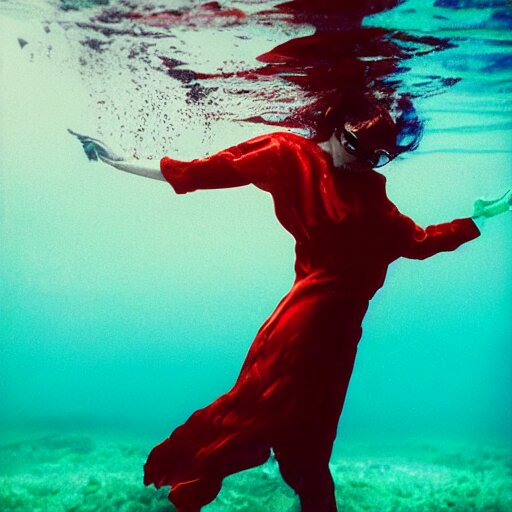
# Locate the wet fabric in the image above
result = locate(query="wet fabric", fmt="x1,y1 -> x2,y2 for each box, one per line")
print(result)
144,132 -> 480,510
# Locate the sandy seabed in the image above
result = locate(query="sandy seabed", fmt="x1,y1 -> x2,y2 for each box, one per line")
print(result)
1,429 -> 510,512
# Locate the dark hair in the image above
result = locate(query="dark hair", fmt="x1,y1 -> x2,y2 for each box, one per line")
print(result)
321,94 -> 423,156
394,95 -> 424,153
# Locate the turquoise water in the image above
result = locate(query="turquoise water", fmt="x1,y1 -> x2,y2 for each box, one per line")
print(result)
1,1 -> 511,510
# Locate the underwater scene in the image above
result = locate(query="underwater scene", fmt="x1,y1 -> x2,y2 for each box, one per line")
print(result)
1,0 -> 511,510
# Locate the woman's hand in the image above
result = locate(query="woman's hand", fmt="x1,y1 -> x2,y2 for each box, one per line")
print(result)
69,128 -> 164,181
472,188 -> 512,218
68,129 -> 125,162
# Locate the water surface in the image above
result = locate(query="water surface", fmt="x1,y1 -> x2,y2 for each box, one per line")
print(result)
0,1 -> 511,510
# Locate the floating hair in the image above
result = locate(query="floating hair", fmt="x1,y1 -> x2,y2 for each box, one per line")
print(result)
320,92 -> 424,156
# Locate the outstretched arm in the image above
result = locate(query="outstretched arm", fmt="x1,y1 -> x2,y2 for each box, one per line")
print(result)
398,216 -> 481,260
69,129 -> 291,192
102,157 -> 165,181
68,129 -> 165,181
395,187 -> 511,260
156,133 -> 290,194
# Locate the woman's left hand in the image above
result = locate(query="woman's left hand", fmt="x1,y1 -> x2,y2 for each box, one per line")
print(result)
473,188 -> 512,218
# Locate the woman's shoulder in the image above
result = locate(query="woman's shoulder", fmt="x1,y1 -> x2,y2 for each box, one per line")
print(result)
243,130 -> 312,148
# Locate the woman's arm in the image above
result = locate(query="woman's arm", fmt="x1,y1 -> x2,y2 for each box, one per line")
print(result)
101,157 -> 165,181
394,187 -> 510,260
68,129 -> 165,181
69,129 -> 292,191
398,217 -> 481,260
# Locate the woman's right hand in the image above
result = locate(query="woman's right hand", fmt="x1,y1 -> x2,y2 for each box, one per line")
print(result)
68,129 -> 125,162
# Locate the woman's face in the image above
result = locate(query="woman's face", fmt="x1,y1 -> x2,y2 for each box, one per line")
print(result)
338,134 -> 366,170
338,124 -> 394,169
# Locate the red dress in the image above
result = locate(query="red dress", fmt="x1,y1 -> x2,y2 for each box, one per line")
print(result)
144,132 -> 480,509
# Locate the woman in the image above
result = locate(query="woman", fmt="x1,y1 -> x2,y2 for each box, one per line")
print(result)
70,99 -> 510,512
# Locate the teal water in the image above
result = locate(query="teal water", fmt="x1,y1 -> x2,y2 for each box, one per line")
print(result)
1,1 -> 511,510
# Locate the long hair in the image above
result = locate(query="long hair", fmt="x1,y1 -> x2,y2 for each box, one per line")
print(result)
393,95 -> 424,153
319,93 -> 423,156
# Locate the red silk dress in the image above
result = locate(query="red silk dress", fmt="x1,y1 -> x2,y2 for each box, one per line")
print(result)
144,132 -> 480,509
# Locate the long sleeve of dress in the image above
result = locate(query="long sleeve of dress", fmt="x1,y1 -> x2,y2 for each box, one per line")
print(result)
160,133 -> 289,194
393,210 -> 481,260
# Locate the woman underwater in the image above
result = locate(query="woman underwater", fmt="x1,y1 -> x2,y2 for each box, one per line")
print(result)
70,96 -> 511,512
